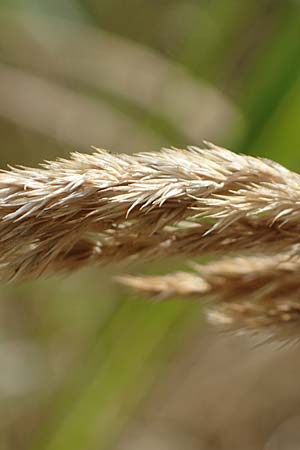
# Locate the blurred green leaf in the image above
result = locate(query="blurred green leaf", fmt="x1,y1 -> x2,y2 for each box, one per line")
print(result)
31,301 -> 197,450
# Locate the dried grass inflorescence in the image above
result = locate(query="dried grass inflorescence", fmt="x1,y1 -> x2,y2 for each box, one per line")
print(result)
1,142 -> 300,337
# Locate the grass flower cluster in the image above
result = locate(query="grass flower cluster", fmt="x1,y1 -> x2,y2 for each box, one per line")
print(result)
1,142 -> 300,338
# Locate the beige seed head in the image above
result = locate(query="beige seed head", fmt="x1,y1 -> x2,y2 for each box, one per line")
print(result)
1,142 -> 300,338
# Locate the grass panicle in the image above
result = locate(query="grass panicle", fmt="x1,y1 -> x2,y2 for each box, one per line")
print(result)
1,142 -> 300,337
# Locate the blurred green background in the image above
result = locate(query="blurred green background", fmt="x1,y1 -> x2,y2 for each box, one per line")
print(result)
1,1 -> 300,449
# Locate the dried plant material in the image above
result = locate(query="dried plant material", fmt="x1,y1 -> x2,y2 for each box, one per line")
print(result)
120,250 -> 300,338
1,142 -> 300,337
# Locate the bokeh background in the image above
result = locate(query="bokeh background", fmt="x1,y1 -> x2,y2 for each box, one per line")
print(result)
1,1 -> 300,449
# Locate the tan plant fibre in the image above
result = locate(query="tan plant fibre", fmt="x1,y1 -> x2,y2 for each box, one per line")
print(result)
119,250 -> 300,338
1,142 -> 300,336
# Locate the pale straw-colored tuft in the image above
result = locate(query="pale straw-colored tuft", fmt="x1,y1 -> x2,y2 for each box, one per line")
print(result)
119,249 -> 300,339
1,142 -> 300,338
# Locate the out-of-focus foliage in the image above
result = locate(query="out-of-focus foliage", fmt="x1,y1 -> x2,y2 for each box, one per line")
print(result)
0,1 -> 300,449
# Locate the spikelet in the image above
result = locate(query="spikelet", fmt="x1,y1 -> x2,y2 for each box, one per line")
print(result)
119,249 -> 300,339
